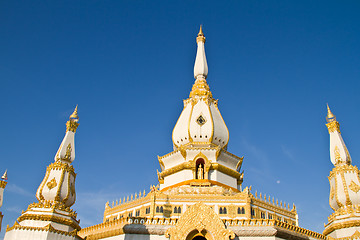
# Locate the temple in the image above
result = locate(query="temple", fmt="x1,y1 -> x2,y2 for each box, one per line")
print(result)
2,27 -> 360,240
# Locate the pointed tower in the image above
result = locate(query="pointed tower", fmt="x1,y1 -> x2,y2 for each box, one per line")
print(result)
0,170 -> 8,232
4,107 -> 83,240
323,105 -> 360,239
159,26 -> 244,191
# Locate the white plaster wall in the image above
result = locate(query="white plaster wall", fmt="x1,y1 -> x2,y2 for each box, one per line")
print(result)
344,171 -> 360,205
161,170 -> 193,189
57,131 -> 75,162
172,103 -> 192,147
216,153 -> 238,170
329,131 -> 351,165
189,100 -> 213,143
161,152 -> 184,170
209,103 -> 228,146
0,187 -> 4,208
335,173 -> 347,207
208,170 -> 236,189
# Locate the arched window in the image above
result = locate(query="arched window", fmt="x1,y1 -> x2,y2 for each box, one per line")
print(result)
223,207 -> 227,214
174,207 -> 177,213
237,207 -> 241,214
219,207 -> 223,214
195,158 -> 205,179
160,206 -> 163,213
178,207 -> 181,213
156,206 -> 160,213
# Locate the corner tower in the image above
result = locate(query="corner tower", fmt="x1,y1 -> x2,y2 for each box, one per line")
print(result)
4,106 -> 83,240
159,26 -> 243,191
0,170 -> 8,232
323,105 -> 360,239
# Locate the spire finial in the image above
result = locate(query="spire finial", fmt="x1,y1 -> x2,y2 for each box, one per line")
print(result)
69,105 -> 79,122
326,104 -> 336,123
1,169 -> 8,181
196,25 -> 206,43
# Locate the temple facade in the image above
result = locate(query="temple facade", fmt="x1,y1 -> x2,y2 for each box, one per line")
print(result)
2,27 -> 360,240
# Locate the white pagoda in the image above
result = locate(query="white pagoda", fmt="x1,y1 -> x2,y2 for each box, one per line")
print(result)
4,107 -> 83,240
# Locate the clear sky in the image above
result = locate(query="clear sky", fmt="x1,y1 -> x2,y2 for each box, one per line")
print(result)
1,0 -> 360,237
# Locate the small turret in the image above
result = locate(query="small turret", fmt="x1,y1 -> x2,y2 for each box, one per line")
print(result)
0,169 -> 8,232
4,106 -> 82,240
324,105 -> 360,238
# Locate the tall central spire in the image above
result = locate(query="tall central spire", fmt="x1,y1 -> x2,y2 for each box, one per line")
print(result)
190,26 -> 212,98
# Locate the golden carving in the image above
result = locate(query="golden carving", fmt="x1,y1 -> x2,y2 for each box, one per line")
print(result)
47,178 -> 57,190
340,170 -> 352,206
196,25 -> 206,43
334,146 -> 342,164
0,181 -> 7,189
165,202 -> 235,240
349,180 -> 360,193
189,78 -> 212,98
63,144 -> 72,162
330,186 -> 334,200
66,120 -> 79,133
17,213 -> 80,230
326,121 -> 340,134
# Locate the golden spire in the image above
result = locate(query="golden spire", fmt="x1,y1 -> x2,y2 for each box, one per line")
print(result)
196,25 -> 206,43
69,105 -> 79,121
66,105 -> 80,132
326,104 -> 336,123
1,169 -> 7,181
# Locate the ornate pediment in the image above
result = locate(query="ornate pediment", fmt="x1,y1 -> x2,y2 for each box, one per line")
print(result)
165,202 -> 235,240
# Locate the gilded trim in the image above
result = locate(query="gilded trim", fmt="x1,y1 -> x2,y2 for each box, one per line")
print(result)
0,181 -> 7,188
17,213 -> 81,230
324,219 -> 360,236
6,222 -> 81,238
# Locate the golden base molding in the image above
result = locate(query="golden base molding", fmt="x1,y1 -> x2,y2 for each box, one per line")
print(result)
6,222 -> 82,238
323,219 -> 360,236
17,213 -> 81,231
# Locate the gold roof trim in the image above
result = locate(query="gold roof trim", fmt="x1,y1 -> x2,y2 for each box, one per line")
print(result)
189,78 -> 212,98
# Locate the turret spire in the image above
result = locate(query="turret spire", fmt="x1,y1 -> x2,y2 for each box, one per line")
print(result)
1,170 -> 7,181
190,26 -> 212,98
326,103 -> 336,123
56,106 -> 80,163
324,106 -> 360,238
325,105 -> 351,166
5,107 -> 81,239
193,25 -> 208,80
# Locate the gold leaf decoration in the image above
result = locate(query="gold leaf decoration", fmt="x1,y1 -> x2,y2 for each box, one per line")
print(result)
165,201 -> 235,240
349,180 -> 360,193
47,178 -> 57,190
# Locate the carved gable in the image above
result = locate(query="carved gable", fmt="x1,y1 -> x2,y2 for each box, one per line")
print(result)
165,202 -> 235,240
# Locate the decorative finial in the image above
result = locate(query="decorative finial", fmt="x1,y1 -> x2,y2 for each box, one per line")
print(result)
70,105 -> 79,122
66,105 -> 80,133
196,25 -> 205,43
326,104 -> 336,123
1,170 -> 7,181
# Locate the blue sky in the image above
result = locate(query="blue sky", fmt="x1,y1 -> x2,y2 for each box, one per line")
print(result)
1,0 -> 360,237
